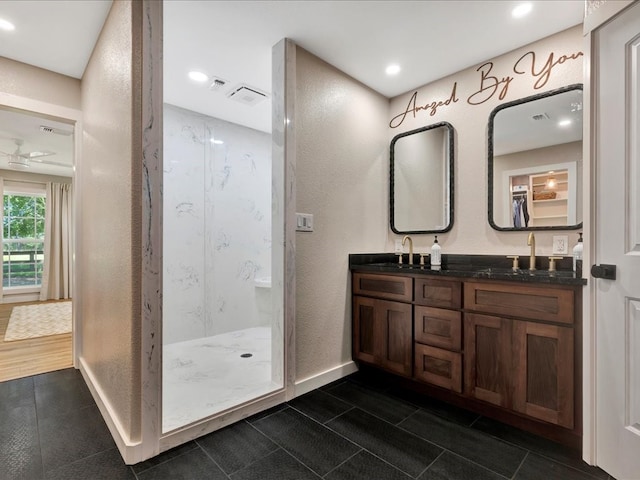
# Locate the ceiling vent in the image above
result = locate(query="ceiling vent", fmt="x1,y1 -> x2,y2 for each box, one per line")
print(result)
531,113 -> 550,121
40,125 -> 73,136
227,85 -> 269,106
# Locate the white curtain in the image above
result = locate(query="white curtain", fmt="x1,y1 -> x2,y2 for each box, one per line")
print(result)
40,182 -> 73,300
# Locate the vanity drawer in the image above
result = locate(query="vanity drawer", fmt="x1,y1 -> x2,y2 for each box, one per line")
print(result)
414,306 -> 462,351
414,344 -> 462,393
464,281 -> 574,325
353,273 -> 413,302
414,278 -> 462,309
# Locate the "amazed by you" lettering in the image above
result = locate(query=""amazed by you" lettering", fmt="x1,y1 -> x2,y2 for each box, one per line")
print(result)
389,49 -> 582,128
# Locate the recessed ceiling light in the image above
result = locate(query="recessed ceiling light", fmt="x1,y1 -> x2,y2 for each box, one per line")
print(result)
558,119 -> 572,127
188,71 -> 209,82
385,64 -> 401,76
210,138 -> 224,145
512,3 -> 532,18
0,18 -> 15,31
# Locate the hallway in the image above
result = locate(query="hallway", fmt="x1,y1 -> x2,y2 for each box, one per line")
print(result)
1,369 -> 611,480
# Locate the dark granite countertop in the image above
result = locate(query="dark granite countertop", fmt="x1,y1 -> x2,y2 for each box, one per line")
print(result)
350,253 -> 587,286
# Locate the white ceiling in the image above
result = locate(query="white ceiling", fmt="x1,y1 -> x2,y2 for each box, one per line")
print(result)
0,109 -> 74,176
0,0 -> 584,173
0,0 -> 112,79
164,0 -> 584,133
493,87 -> 583,156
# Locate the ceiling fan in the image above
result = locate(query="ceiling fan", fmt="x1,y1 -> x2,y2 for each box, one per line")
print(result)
0,138 -> 71,171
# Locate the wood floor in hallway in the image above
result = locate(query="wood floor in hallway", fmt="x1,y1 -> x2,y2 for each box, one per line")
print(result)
0,300 -> 72,382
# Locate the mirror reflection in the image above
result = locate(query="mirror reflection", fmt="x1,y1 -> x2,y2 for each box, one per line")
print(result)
488,85 -> 583,230
390,122 -> 454,234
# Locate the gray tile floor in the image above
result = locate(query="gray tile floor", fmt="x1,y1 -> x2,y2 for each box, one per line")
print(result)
0,368 -> 613,480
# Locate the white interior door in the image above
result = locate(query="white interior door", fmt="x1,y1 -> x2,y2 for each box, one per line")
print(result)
594,3 -> 640,479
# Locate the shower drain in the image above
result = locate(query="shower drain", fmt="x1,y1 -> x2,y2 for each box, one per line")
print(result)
240,353 -> 253,358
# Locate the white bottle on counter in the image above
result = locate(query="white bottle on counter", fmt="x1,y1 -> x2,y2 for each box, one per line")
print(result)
572,232 -> 583,272
431,235 -> 441,267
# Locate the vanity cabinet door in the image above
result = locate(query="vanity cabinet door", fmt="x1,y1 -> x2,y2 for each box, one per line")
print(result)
353,296 -> 413,377
512,321 -> 574,428
415,344 -> 462,393
378,299 -> 413,377
464,313 -> 511,408
353,296 -> 377,365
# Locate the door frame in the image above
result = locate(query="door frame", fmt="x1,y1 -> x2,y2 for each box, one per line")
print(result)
582,0 -> 636,466
0,92 -> 82,367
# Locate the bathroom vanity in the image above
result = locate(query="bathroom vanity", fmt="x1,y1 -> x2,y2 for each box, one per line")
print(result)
350,253 -> 586,447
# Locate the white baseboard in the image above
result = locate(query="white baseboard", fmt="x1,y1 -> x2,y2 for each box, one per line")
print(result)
78,357 -> 144,464
1,293 -> 40,304
294,361 -> 358,397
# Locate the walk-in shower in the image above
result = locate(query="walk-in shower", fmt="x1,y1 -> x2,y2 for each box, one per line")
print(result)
162,104 -> 282,432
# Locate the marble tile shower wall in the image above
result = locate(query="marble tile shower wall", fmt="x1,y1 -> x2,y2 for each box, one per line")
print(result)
163,104 -> 272,345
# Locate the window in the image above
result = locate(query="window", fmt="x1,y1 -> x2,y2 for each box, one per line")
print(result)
3,190 -> 46,289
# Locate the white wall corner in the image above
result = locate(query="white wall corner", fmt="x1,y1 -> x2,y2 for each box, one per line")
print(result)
78,358 -> 145,464
294,361 -> 358,397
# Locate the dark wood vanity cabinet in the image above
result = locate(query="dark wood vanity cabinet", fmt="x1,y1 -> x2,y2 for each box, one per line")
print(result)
463,281 -> 576,429
512,320 -> 574,428
352,269 -> 581,444
464,313 -> 511,407
353,274 -> 413,377
413,279 -> 463,393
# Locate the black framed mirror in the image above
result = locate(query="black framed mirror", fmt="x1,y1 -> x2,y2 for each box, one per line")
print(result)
488,84 -> 583,231
390,121 -> 454,234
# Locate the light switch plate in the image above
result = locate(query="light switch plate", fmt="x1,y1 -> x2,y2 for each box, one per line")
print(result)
296,213 -> 313,232
552,235 -> 569,255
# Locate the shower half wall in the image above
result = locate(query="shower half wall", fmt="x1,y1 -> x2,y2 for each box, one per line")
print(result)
162,104 -> 279,432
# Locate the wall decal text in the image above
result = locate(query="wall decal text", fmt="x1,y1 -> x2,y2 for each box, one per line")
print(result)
390,49 -> 583,128
389,83 -> 459,129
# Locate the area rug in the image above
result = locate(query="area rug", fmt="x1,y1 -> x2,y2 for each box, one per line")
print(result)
3,301 -> 72,342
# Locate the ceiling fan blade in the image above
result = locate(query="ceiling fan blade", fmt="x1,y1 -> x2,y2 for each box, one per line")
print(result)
30,158 -> 72,168
18,151 -> 56,159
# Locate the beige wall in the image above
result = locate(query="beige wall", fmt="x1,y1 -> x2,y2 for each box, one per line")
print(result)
79,0 -> 142,442
294,47 -> 390,381
0,56 -> 81,110
387,25 -> 583,255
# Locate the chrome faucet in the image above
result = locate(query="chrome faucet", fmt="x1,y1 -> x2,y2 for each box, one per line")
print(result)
527,232 -> 536,270
402,235 -> 414,265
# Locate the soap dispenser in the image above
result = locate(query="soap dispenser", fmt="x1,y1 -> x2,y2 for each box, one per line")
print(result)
572,232 -> 583,274
431,235 -> 441,267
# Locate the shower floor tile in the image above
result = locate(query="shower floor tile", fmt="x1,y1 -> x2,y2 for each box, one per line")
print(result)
162,326 -> 280,432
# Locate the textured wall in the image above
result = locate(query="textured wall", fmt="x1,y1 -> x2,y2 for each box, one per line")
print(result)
387,26 -> 583,256
79,0 -> 142,442
0,56 -> 81,110
163,104 -> 272,344
294,46 -> 390,381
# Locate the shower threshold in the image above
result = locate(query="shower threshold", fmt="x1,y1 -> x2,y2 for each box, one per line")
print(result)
162,326 -> 280,432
